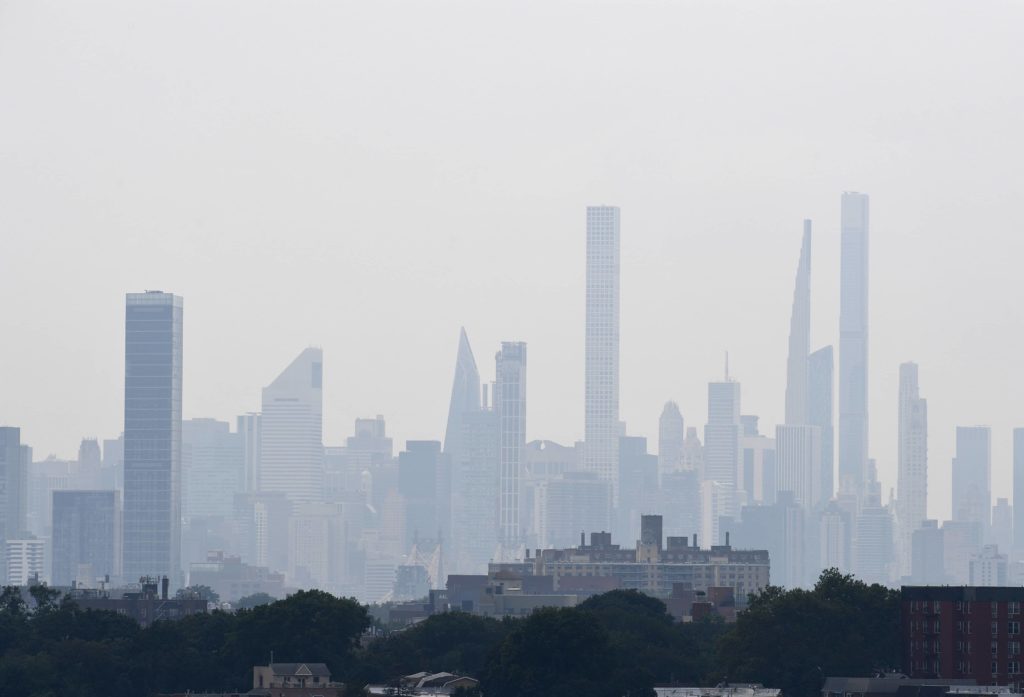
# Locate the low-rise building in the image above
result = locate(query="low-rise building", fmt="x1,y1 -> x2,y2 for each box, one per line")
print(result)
366,672 -> 479,696
188,551 -> 285,603
69,576 -> 207,627
823,675 -> 1021,697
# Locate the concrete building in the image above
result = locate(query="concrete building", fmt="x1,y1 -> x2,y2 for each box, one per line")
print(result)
970,545 -> 1009,586
534,471 -> 612,549
5,537 -> 44,585
897,362 -> 929,579
495,342 -> 527,551
952,427 -> 992,536
259,348 -> 324,509
122,291 -> 183,585
236,412 -> 261,494
911,520 -> 947,584
838,192 -> 870,497
809,345 -> 835,503
182,418 -> 243,521
741,421 -> 776,505
775,424 -> 823,510
0,426 -> 28,581
51,490 -> 121,587
584,205 -> 621,500
187,551 -> 284,603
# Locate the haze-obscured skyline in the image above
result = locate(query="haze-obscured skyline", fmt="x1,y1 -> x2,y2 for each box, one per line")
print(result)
2,0 -> 1022,522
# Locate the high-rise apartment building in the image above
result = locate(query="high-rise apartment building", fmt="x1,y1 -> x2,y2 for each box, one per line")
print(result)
0,427 -> 27,553
51,490 -> 122,587
775,424 -> 822,510
838,192 -> 870,497
896,362 -> 928,578
658,402 -> 685,480
122,291 -> 183,584
259,348 -> 324,508
951,426 -> 991,534
495,342 -> 527,549
584,206 -> 621,499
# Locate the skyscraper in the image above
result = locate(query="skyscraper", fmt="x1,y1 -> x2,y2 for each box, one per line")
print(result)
444,328 -> 481,459
952,426 -> 991,534
0,426 -> 27,582
785,220 -> 812,425
495,342 -> 526,550
896,362 -> 928,578
122,290 -> 183,584
808,346 -> 834,503
181,418 -> 243,521
1014,429 -> 1024,554
775,424 -> 822,510
704,376 -> 741,517
584,206 -> 620,499
259,348 -> 324,508
838,192 -> 870,496
51,490 -> 121,587
658,401 -> 684,480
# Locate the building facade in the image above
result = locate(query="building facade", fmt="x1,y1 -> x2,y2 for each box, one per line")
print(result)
51,490 -> 121,587
122,291 -> 183,584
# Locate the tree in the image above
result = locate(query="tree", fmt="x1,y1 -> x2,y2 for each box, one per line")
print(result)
235,592 -> 277,610
715,569 -> 900,697
176,585 -> 220,603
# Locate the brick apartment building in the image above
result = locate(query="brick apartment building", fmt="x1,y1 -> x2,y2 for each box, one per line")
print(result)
903,587 -> 1024,688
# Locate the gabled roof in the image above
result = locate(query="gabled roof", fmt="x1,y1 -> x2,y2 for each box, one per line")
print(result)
270,662 -> 331,678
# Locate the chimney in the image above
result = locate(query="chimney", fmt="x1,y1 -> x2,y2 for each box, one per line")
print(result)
161,576 -> 169,600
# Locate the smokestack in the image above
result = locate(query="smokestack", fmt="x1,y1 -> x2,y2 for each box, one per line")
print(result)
692,533 -> 698,549
161,576 -> 169,600
725,531 -> 730,547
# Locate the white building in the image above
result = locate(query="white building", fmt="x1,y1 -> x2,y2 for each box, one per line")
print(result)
704,379 -> 741,519
775,424 -> 822,510
896,362 -> 928,578
658,401 -> 685,481
969,544 -> 1008,586
6,538 -> 45,585
495,342 -> 527,550
260,348 -> 324,509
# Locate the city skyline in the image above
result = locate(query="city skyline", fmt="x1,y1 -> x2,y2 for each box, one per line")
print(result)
3,2 -> 1024,526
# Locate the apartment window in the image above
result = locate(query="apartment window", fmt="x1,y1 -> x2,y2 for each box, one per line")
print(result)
994,621 -> 1000,637
993,641 -> 1000,657
1011,661 -> 1021,675
957,641 -> 965,652
957,601 -> 964,612
967,602 -> 973,613
957,660 -> 965,672
1011,641 -> 1021,655
958,621 -> 964,632
936,620 -> 942,633
935,601 -> 941,613
1012,622 -> 1022,636
995,604 -> 1002,618
1012,602 -> 1022,616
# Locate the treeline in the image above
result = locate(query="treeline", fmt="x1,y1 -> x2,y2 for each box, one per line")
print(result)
0,570 -> 900,697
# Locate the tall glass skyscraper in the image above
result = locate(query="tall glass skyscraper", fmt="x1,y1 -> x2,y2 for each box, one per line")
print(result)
838,192 -> 870,496
122,291 -> 183,584
495,341 -> 526,549
584,206 -> 620,501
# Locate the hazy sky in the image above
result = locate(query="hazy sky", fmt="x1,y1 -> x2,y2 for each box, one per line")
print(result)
1,1 -> 1022,521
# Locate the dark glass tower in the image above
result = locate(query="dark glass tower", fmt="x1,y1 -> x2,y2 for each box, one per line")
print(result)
122,291 -> 183,584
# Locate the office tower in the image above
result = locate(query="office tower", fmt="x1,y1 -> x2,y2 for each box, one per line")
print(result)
618,436 -> 658,542
704,376 -> 741,517
237,413 -> 261,493
182,418 -> 243,520
838,192 -> 870,496
775,425 -> 822,509
584,206 -> 621,498
808,346 -> 834,502
990,499 -> 1012,555
942,519 -> 982,585
682,427 -> 704,471
742,422 -> 776,504
951,426 -> 991,534
1015,429 -> 1024,554
818,501 -> 852,574
658,402 -> 685,480
734,492 -> 805,589
854,498 -> 894,586
51,490 -> 121,587
101,434 -> 123,491
896,362 -> 928,578
444,327 -> 481,460
259,348 -> 324,508
398,440 -> 445,551
77,439 -> 102,487
450,408 -> 499,573
660,469 -> 701,540
785,220 -> 812,425
0,428 -> 27,551
5,538 -> 44,585
910,520 -> 945,584
495,342 -> 527,549
969,545 -> 1008,586
122,291 -> 183,584
534,472 -> 612,549
641,514 -> 664,550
